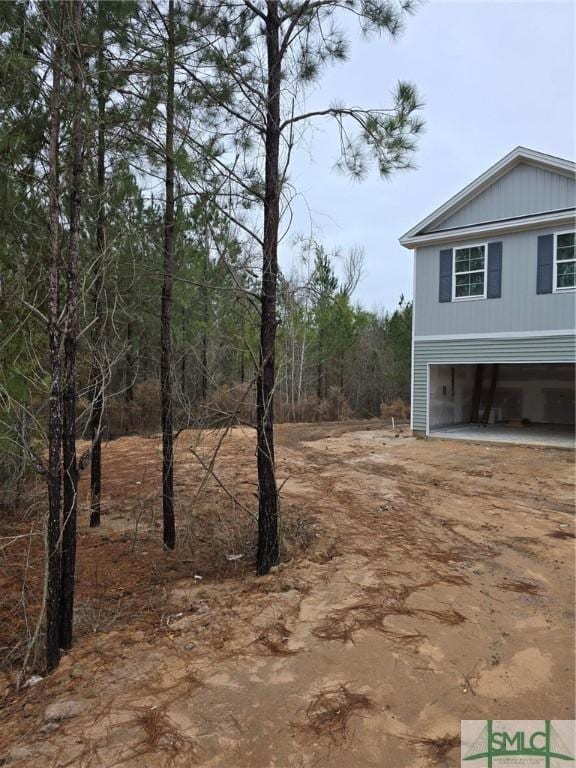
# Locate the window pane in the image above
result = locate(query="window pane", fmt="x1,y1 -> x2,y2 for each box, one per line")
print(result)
470,273 -> 485,295
557,261 -> 576,289
470,280 -> 484,296
557,246 -> 575,262
454,271 -> 484,297
455,274 -> 469,297
455,246 -> 485,273
557,232 -> 575,250
455,249 -> 470,272
557,233 -> 575,263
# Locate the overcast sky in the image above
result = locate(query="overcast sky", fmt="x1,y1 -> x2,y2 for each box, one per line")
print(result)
282,0 -> 576,313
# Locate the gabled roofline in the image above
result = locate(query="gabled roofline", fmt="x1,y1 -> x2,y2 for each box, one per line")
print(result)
399,147 -> 576,248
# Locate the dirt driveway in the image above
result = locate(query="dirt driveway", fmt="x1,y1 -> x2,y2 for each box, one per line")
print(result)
1,422 -> 574,767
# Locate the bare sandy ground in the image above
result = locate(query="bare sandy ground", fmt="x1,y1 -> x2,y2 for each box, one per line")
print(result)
1,422 -> 574,767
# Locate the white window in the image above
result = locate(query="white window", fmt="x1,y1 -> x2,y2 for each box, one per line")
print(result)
453,243 -> 486,300
555,232 -> 575,291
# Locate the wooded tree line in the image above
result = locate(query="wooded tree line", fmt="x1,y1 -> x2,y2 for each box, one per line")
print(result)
0,0 -> 421,672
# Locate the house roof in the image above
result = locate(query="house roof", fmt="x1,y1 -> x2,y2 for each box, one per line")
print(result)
399,147 -> 576,248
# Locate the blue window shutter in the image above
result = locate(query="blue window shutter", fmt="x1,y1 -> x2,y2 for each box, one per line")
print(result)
537,234 -> 554,294
439,249 -> 453,302
487,241 -> 502,298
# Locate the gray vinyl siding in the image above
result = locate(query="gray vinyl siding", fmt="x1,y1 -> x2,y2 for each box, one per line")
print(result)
427,164 -> 576,232
412,335 -> 576,432
413,225 -> 576,337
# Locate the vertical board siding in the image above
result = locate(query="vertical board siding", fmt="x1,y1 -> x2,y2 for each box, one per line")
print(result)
414,226 -> 576,337
412,335 -> 576,432
428,164 -> 576,231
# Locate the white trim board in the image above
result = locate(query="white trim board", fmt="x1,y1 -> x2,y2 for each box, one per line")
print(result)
400,147 -> 576,247
414,330 -> 576,341
400,210 -> 576,249
410,250 -> 416,432
424,359 -> 574,364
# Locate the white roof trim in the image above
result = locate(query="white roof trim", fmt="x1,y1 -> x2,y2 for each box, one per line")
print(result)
401,209 -> 576,249
414,329 -> 575,341
400,147 -> 576,248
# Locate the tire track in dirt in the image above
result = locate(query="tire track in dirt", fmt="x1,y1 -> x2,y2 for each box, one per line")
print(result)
1,424 -> 573,768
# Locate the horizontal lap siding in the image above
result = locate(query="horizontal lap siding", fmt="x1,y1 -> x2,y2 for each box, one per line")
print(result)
412,335 -> 576,432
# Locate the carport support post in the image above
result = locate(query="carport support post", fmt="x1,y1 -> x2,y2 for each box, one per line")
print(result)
470,364 -> 484,423
481,364 -> 499,425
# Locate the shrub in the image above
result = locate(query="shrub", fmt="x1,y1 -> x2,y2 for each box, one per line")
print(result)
317,387 -> 351,422
200,382 -> 256,426
106,380 -> 162,438
380,398 -> 410,422
275,395 -> 319,424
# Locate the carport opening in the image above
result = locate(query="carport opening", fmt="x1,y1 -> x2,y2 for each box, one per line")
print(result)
428,363 -> 575,447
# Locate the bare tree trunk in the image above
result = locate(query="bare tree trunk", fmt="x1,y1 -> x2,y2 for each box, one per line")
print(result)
256,1 -> 281,575
239,311 -> 245,384
125,320 -> 135,404
291,312 -> 296,420
200,314 -> 208,401
89,0 -> 106,528
180,312 -> 187,395
298,317 -> 307,405
59,0 -> 84,651
45,0 -> 64,673
15,406 -> 28,503
200,211 -> 209,401
160,0 -> 176,550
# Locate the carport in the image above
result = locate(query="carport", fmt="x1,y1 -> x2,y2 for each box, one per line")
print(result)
428,362 -> 575,448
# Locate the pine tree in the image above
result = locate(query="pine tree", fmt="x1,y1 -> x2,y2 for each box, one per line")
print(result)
160,0 -> 177,549
198,0 -> 423,573
59,0 -> 85,652
45,0 -> 65,672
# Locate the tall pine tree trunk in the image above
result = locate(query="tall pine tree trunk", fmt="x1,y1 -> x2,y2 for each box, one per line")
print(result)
89,1 -> 106,528
200,313 -> 208,401
180,312 -> 187,396
45,1 -> 64,673
256,1 -> 281,575
160,0 -> 176,550
200,225 -> 209,402
125,320 -> 135,403
59,0 -> 84,650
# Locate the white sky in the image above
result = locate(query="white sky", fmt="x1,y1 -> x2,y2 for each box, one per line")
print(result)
283,0 -> 576,312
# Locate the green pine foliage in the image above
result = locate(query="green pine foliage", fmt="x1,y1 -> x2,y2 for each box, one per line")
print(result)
0,0 -> 415,497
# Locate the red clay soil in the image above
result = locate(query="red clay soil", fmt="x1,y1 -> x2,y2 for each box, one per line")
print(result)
0,421 -> 574,767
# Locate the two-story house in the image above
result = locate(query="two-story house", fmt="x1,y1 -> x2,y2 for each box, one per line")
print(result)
400,147 -> 575,446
